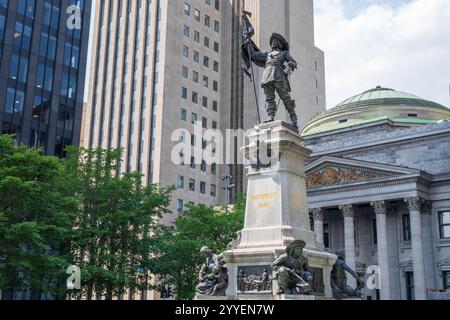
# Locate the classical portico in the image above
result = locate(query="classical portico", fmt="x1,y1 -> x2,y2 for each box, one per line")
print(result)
305,155 -> 447,300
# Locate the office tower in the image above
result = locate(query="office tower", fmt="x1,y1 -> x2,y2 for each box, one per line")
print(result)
0,0 -> 92,156
84,0 -> 325,217
221,0 -> 326,200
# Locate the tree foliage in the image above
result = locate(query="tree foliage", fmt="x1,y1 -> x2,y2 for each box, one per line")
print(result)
151,199 -> 245,300
0,135 -> 76,298
64,147 -> 173,300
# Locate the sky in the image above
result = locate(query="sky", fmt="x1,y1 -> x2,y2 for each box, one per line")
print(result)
85,0 -> 450,110
314,0 -> 450,108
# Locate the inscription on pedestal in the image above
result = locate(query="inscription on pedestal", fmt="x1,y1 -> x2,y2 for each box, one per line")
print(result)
237,266 -> 273,294
249,192 -> 279,209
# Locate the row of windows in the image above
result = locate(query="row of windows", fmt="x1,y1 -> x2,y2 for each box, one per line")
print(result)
179,109 -> 218,129
183,25 -> 220,53
182,85 -> 218,104
181,44 -> 218,70
184,2 -> 220,32
177,176 -> 217,196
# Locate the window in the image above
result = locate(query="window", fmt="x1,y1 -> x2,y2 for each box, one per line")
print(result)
202,75 -> 208,87
181,87 -> 188,99
211,163 -> 217,175
212,100 -> 218,112
200,181 -> 206,194
202,96 -> 208,108
177,176 -> 185,189
176,199 -> 184,213
213,80 -> 218,92
194,31 -> 200,42
439,211 -> 450,239
64,43 -> 79,68
189,179 -> 195,191
9,54 -> 23,81
215,0 -> 220,10
402,214 -> 411,241
204,36 -> 209,48
214,41 -> 219,53
201,160 -> 207,172
184,2 -> 190,16
192,91 -> 198,104
17,0 -> 36,19
182,45 -> 189,57
0,15 -> 5,40
212,121 -> 217,129
13,22 -> 32,50
213,61 -> 219,72
203,56 -> 209,68
183,25 -> 190,37
193,71 -> 198,83
180,108 -> 187,121
182,66 -> 188,78
191,113 -> 198,124
190,156 -> 196,169
214,20 -> 220,32
205,15 -> 210,27
5,88 -> 25,113
202,117 -> 207,129
194,9 -> 200,22
193,50 -> 199,63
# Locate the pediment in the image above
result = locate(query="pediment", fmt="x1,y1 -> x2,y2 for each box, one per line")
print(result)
305,156 -> 420,189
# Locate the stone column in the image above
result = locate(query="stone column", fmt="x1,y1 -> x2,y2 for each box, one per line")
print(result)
404,197 -> 427,300
339,204 -> 357,288
311,208 -> 325,248
371,201 -> 391,300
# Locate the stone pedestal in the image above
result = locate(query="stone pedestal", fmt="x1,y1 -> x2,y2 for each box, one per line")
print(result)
222,121 -> 337,300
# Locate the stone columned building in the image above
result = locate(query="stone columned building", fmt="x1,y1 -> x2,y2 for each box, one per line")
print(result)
302,86 -> 450,300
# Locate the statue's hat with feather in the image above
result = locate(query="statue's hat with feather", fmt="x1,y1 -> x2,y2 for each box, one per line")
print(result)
286,240 -> 306,254
270,33 -> 289,51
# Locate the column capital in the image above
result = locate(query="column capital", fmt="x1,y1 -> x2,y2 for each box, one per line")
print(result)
404,197 -> 424,211
310,208 -> 324,220
339,204 -> 355,218
371,201 -> 387,215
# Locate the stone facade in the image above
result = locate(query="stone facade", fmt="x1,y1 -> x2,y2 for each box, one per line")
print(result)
303,113 -> 450,300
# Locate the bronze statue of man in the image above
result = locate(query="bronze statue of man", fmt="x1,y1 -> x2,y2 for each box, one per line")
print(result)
271,240 -> 314,295
243,30 -> 299,129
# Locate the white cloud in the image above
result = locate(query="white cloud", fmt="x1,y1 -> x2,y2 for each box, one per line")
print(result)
315,0 -> 450,109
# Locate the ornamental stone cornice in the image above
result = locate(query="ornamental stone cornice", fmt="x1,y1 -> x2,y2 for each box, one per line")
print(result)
307,121 -> 450,158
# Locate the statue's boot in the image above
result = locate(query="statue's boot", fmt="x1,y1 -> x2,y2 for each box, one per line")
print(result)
264,103 -> 276,124
289,112 -> 299,130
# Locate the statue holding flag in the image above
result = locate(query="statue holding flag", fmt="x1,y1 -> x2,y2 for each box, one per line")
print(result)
241,11 -> 299,129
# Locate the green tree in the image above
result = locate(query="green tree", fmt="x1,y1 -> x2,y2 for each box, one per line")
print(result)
151,198 -> 245,300
0,135 -> 76,298
65,147 -> 173,300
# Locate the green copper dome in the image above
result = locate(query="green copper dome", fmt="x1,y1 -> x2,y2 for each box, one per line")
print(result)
302,86 -> 450,136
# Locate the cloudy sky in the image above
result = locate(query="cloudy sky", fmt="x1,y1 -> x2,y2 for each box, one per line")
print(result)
314,0 -> 450,109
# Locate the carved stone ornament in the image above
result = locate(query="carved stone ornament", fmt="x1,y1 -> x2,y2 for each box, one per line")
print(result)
306,166 -> 386,189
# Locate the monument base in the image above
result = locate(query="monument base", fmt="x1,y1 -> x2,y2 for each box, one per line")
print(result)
222,246 -> 336,300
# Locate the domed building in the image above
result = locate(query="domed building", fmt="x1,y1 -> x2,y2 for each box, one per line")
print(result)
301,87 -> 450,300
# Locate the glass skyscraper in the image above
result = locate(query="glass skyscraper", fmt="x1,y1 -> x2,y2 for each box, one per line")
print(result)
0,0 -> 91,157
